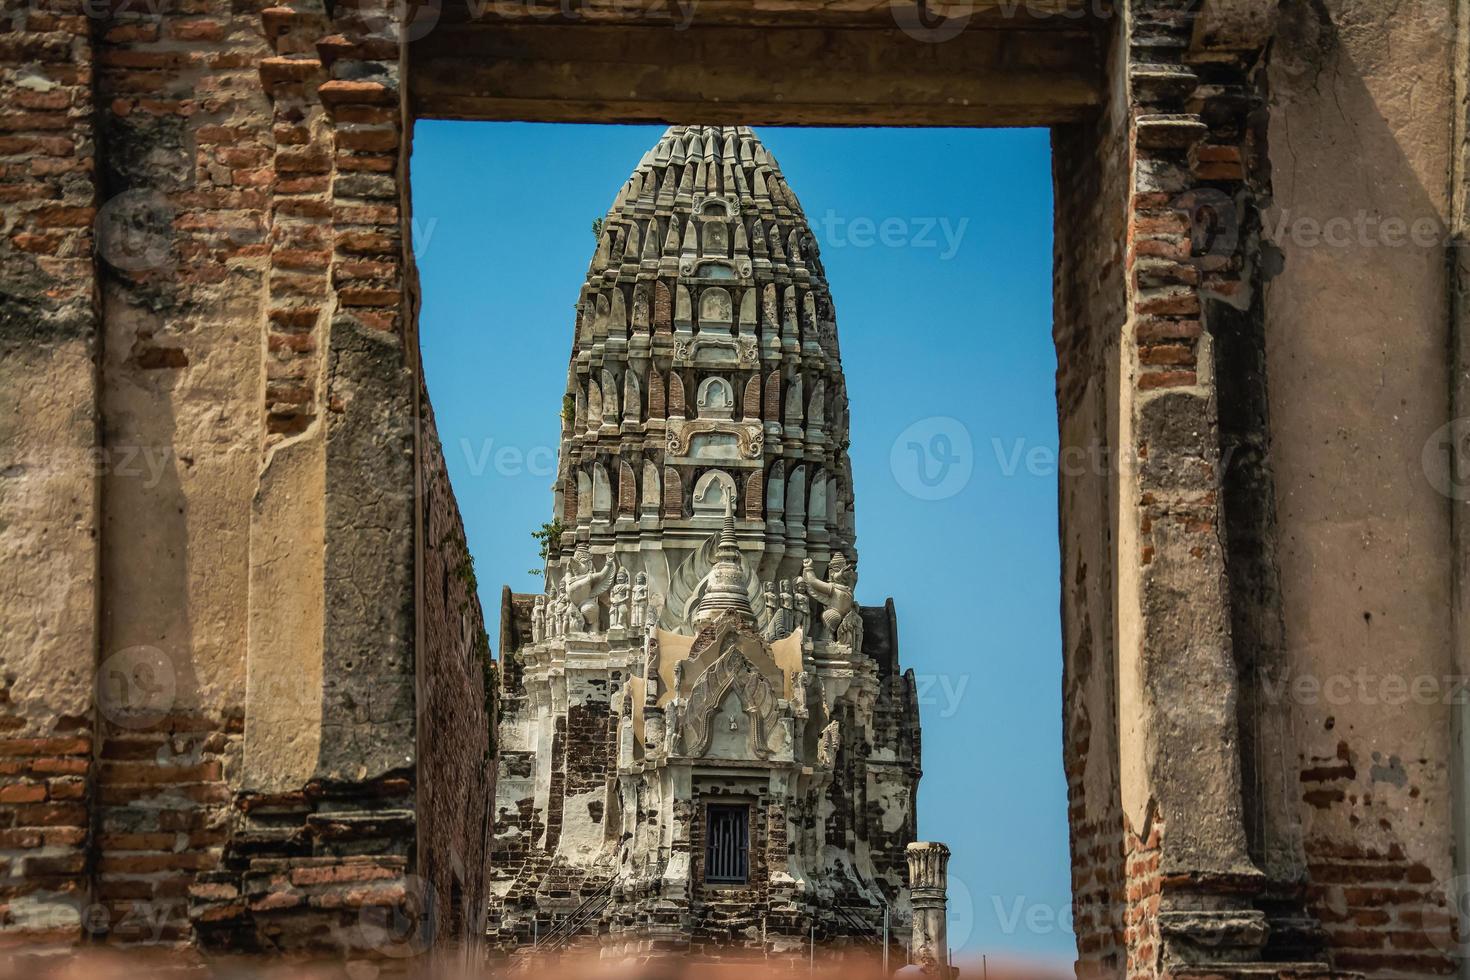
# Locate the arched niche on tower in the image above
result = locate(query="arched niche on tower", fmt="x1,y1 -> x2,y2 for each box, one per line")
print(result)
623,368 -> 642,423
576,470 -> 593,521
695,376 -> 735,420
691,469 -> 736,517
808,471 -> 828,533
696,197 -> 732,219
592,462 -> 613,519
807,379 -> 825,429
698,287 -> 733,331
600,369 -> 620,422
675,284 -> 693,328
738,290 -> 756,333
786,465 -> 807,523
689,259 -> 739,281
702,220 -> 730,257
641,459 -> 661,517
632,282 -> 651,331
765,460 -> 786,518
586,378 -> 602,434
594,292 -> 611,339
784,373 -> 804,424
608,287 -> 629,339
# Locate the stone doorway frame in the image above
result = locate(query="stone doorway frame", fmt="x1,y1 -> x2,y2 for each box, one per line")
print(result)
0,0 -> 1301,974
379,1 -> 1301,974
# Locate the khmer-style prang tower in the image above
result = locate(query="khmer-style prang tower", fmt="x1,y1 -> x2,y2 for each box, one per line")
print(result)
490,126 -> 924,960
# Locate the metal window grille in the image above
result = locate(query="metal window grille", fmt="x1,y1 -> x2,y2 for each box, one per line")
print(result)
705,804 -> 749,884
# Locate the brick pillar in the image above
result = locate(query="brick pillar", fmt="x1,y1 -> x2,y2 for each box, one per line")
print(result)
1117,0 -> 1288,975
314,0 -> 416,785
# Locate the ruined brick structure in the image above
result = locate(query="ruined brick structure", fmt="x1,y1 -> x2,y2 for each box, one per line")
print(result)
489,126 -> 922,959
4,1 -> 1470,977
0,0 -> 492,964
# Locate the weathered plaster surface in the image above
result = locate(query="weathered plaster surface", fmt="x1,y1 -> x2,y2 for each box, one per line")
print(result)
1265,0 -> 1459,972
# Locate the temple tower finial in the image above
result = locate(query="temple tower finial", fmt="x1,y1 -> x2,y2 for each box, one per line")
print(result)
694,493 -> 753,626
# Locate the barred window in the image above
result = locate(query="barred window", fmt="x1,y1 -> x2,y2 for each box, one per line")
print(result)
705,804 -> 749,884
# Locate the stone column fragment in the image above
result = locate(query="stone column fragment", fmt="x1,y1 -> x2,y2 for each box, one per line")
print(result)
906,841 -> 951,976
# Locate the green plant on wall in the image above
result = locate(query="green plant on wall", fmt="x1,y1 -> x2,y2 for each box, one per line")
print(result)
591,216 -> 604,239
455,549 -> 478,595
528,519 -> 565,577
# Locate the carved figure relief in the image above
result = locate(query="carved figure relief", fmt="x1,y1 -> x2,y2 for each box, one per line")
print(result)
532,595 -> 546,642
610,568 -> 631,630
631,572 -> 649,630
566,546 -> 616,629
800,553 -> 857,640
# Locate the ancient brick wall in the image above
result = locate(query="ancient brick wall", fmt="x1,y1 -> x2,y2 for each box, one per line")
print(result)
1052,3 -> 1128,972
1,0 -> 100,952
1123,818 -> 1163,978
416,383 -> 495,953
0,0 -> 492,962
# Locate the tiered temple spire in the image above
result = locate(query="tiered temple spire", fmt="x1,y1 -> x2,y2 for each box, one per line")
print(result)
549,125 -> 854,609
491,127 -> 922,959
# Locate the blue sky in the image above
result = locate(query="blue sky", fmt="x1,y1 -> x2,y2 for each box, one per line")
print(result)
412,122 -> 1069,962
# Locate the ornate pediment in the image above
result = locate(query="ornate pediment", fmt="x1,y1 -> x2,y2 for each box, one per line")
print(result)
672,333 -> 758,367
666,418 -> 763,462
681,624 -> 784,760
